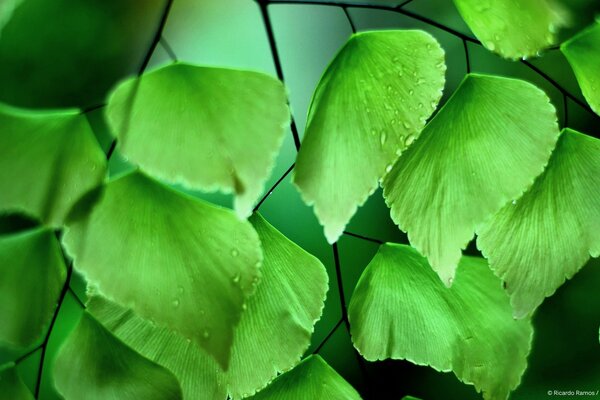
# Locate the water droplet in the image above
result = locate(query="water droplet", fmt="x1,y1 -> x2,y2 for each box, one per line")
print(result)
385,164 -> 393,173
392,56 -> 400,63
390,119 -> 396,125
199,309 -> 206,316
402,121 -> 411,129
408,89 -> 414,95
186,338 -> 192,344
203,329 -> 210,339
177,285 -> 184,294
386,84 -> 393,92
231,248 -> 239,257
486,41 -> 496,51
405,135 -> 415,146
242,303 -> 247,311
232,273 -> 241,284
417,103 -> 423,109
512,200 -> 517,205
172,298 -> 180,308
448,277 -> 454,285
395,148 -> 403,157
380,131 -> 387,146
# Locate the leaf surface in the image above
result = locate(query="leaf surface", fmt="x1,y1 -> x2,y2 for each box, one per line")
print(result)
477,129 -> 600,317
63,171 -> 262,368
89,212 -> 328,399
0,107 -> 106,227
382,74 -> 559,285
54,312 -> 183,400
293,30 -> 446,243
247,355 -> 362,400
348,244 -> 532,400
106,63 -> 289,218
561,21 -> 600,115
454,0 -> 567,59
0,228 -> 66,348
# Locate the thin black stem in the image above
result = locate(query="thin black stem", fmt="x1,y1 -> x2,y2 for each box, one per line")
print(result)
105,139 -> 117,160
160,36 -> 178,62
139,0 -> 175,74
463,39 -> 471,74
68,286 -> 87,309
34,262 -> 73,398
396,0 -> 416,9
15,346 -> 41,365
343,230 -> 384,245
313,317 -> 344,354
254,163 -> 295,212
257,1 -> 303,151
342,6 -> 357,33
81,103 -> 106,115
332,243 -> 350,330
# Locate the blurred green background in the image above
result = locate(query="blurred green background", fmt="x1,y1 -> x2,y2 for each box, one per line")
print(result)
1,0 -> 599,399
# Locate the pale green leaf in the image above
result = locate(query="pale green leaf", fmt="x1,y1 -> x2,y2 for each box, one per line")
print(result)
88,212 -> 328,399
0,106 -> 107,227
454,0 -> 568,59
248,355 -> 362,400
106,63 -> 289,218
348,244 -> 533,400
0,363 -> 34,400
0,228 -> 66,348
561,21 -> 600,115
54,312 -> 183,400
477,129 -> 600,318
382,74 -> 560,285
293,30 -> 446,244
63,171 -> 262,368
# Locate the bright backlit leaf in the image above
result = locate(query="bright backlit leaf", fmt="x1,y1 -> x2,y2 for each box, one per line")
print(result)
0,0 -> 167,108
477,129 -> 600,318
0,363 -> 34,400
54,312 -> 183,400
454,0 -> 568,59
348,244 -> 532,400
89,212 -> 329,399
561,21 -> 600,116
0,106 -> 107,227
106,63 -> 289,218
63,171 -> 262,369
382,74 -> 559,285
0,228 -> 66,348
293,30 -> 446,244
247,355 -> 362,400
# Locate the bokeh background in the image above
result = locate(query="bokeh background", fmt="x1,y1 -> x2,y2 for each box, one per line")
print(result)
1,0 -> 599,398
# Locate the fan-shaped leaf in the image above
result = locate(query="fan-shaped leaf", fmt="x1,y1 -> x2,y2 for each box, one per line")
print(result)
106,63 -> 289,218
63,171 -> 262,369
0,363 -> 34,400
561,21 -> 600,116
293,30 -> 446,244
247,355 -> 362,400
0,228 -> 66,348
382,74 -> 559,285
0,0 -> 167,108
348,244 -> 532,400
477,129 -> 600,318
54,312 -> 183,400
454,0 -> 568,59
0,106 -> 107,227
88,212 -> 328,399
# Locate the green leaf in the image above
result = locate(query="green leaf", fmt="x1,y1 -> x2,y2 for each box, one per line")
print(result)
247,355 -> 362,400
0,0 -> 167,108
0,0 -> 22,36
561,21 -> 600,116
88,212 -> 329,399
53,312 -> 183,400
477,129 -> 600,318
348,244 -> 533,400
382,74 -> 560,285
0,106 -> 107,227
0,363 -> 34,400
293,30 -> 446,244
106,63 -> 289,218
63,171 -> 262,369
453,0 -> 568,59
0,228 -> 66,348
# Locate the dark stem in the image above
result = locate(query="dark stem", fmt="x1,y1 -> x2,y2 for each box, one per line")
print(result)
139,0 -> 175,74
15,346 -> 41,365
68,287 -> 87,310
105,139 -> 118,160
313,317 -> 344,354
254,163 -> 295,212
160,36 -> 178,62
463,39 -> 471,74
396,0 -> 416,8
343,230 -> 384,244
332,243 -> 350,330
257,1 -> 303,151
342,6 -> 357,33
